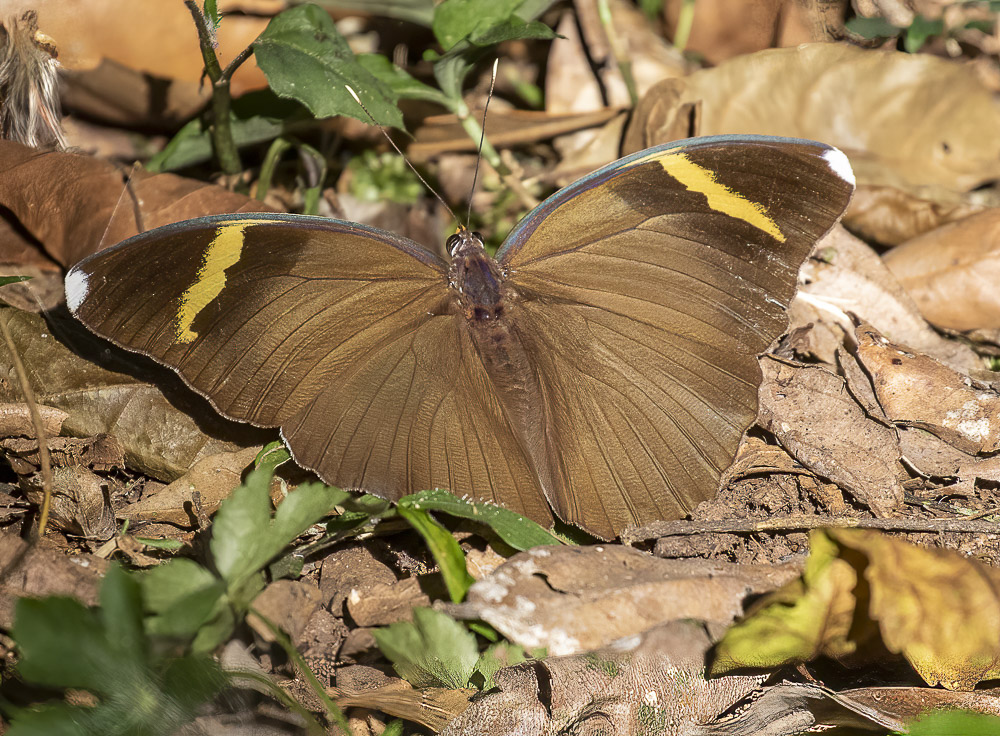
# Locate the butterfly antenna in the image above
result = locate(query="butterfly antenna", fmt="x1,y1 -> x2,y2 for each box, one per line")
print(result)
345,85 -> 460,227
466,58 -> 498,229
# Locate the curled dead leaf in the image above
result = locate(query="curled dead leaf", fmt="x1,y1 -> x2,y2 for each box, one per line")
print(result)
855,324 -> 1000,454
883,209 -> 1000,331
757,357 -> 904,517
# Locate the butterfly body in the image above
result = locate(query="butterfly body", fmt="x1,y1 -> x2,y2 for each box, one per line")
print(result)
66,135 -> 855,538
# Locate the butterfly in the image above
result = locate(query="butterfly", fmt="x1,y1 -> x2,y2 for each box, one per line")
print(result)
65,135 -> 854,539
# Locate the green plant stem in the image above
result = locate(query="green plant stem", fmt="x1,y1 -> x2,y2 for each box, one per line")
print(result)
227,668 -> 328,735
596,0 -> 638,107
184,0 -> 244,176
257,137 -> 293,201
453,100 -> 539,210
250,607 -> 353,734
673,0 -> 696,51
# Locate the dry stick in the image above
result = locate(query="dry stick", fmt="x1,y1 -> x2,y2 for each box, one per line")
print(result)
0,315 -> 52,535
623,515 -> 1000,544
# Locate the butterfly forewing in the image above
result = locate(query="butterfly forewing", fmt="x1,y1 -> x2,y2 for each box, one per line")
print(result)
497,137 -> 855,536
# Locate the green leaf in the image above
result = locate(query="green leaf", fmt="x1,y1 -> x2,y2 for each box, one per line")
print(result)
400,488 -> 564,550
252,4 -> 403,128
142,559 -> 226,639
357,54 -> 448,105
904,15 -> 944,53
14,597 -> 113,692
906,710 -> 1000,735
147,90 -> 304,172
845,15 -> 900,40
10,566 -> 226,735
6,704 -> 90,736
255,440 -> 292,474
432,0 -> 554,49
210,466 -> 349,596
467,17 -> 556,47
133,536 -> 184,550
396,502 -> 475,603
373,608 -> 480,688
315,0 -> 435,26
471,641 -> 528,690
0,276 -> 30,287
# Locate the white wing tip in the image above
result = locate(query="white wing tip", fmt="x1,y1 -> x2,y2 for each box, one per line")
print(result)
823,148 -> 855,187
64,268 -> 89,313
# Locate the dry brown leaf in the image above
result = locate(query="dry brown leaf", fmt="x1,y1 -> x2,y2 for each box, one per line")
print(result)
662,0 -> 843,64
625,43 -> 1000,193
0,402 -> 66,437
334,682 -> 475,733
442,621 -> 903,735
123,446 -> 260,526
791,226 -> 983,376
0,534 -> 107,628
4,0 -> 269,95
757,357 -> 904,517
442,622 -> 767,736
549,0 -> 685,114
883,209 -> 1000,331
248,579 -> 323,643
20,465 -> 116,538
0,307 -> 268,481
445,545 -> 800,656
855,324 -> 1000,454
347,577 -> 433,627
0,140 -> 275,269
830,529 -> 1000,690
408,108 -> 621,162
847,183 -> 988,246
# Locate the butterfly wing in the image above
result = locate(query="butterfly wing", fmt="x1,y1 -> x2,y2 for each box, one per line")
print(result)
497,136 -> 855,537
66,213 -> 551,523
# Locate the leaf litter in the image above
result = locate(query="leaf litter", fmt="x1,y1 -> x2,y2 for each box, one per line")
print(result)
2,2 -> 1000,734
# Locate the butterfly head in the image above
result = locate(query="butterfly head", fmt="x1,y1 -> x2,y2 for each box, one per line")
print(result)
447,227 -> 487,258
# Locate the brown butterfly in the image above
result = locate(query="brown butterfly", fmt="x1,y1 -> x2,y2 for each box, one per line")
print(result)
65,135 -> 854,538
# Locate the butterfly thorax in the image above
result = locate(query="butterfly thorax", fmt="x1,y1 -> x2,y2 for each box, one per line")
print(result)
447,229 -> 511,325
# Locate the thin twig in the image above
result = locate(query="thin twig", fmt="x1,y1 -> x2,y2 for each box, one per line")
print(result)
0,314 -> 52,536
623,515 -> 1000,545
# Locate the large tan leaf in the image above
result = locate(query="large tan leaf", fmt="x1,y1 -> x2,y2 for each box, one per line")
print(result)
883,209 -> 1000,331
3,0 -> 269,96
626,43 -> 1000,193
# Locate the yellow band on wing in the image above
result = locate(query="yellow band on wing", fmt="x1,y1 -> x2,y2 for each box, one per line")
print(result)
176,220 -> 255,342
633,150 -> 786,243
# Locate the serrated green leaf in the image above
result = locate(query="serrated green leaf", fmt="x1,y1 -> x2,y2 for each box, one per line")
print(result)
373,608 -> 479,688
142,559 -> 227,639
253,4 -> 403,128
433,0 -> 523,49
400,488 -> 563,550
211,466 -> 348,596
396,503 -> 474,602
